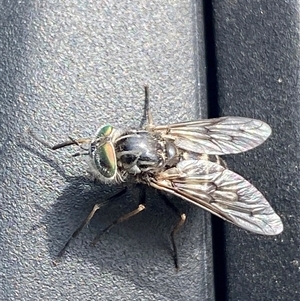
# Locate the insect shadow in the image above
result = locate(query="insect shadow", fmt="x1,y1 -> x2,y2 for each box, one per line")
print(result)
21,142 -> 191,270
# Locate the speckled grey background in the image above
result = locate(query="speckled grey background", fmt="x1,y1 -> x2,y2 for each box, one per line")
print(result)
0,1 -> 213,300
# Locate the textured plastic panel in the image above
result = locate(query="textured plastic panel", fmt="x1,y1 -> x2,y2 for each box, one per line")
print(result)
0,1 -> 213,301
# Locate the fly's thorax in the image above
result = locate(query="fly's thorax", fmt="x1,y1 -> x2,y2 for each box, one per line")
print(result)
89,124 -> 124,183
114,130 -> 181,176
114,130 -> 164,175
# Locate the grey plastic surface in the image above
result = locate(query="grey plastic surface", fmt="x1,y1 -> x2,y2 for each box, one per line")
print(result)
0,1 -> 214,301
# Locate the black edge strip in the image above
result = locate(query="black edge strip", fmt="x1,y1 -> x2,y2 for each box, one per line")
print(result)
202,1 -> 227,301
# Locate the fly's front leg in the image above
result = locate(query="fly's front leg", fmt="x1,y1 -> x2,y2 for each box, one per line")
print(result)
158,191 -> 186,270
27,128 -> 91,151
56,187 -> 128,260
91,185 -> 146,245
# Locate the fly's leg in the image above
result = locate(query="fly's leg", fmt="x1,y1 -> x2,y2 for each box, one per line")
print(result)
91,185 -> 146,245
51,137 -> 91,150
158,191 -> 186,270
71,151 -> 90,157
140,85 -> 154,128
144,85 -> 153,126
27,128 -> 92,151
56,187 -> 128,260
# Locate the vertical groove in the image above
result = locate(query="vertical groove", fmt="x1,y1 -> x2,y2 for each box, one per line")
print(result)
202,0 -> 220,118
202,1 -> 227,301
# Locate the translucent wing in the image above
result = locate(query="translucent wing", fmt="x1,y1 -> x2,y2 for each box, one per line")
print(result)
151,116 -> 272,155
150,160 -> 283,235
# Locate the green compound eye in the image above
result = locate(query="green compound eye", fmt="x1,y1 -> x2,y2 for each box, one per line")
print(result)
96,125 -> 113,138
93,142 -> 117,178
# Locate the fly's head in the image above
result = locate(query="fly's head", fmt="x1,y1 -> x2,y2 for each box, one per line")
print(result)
89,125 -> 122,184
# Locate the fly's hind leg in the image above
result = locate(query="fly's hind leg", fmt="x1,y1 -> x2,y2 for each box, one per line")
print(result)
140,85 -> 154,129
56,187 -> 128,260
144,85 -> 153,126
91,185 -> 146,245
158,191 -> 186,270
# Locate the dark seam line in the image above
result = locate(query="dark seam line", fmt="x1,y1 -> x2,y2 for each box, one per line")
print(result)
202,1 -> 227,301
